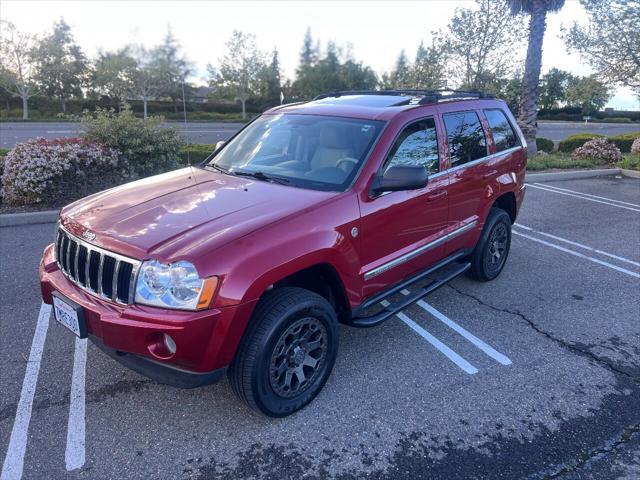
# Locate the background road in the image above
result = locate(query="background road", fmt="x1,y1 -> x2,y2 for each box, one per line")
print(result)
1,175 -> 639,479
1,120 -> 638,148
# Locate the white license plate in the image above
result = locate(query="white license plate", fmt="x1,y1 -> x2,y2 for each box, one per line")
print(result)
53,295 -> 83,337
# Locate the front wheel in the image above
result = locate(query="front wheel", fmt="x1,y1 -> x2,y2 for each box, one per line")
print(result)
228,287 -> 338,417
467,208 -> 512,281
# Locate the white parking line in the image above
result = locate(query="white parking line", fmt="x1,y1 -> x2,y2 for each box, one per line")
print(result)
381,300 -> 479,374
534,183 -> 640,208
1,303 -> 52,480
526,184 -> 640,212
65,337 -> 87,471
515,224 -> 640,267
513,231 -> 640,278
400,290 -> 512,366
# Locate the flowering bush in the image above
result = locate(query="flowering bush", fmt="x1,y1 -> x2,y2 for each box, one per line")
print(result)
1,138 -> 127,206
631,137 -> 640,154
570,138 -> 622,164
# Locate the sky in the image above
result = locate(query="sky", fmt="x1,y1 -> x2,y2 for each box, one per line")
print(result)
1,0 -> 638,110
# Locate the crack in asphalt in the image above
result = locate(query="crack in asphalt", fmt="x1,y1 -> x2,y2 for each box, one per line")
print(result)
532,423 -> 640,480
446,284 -> 640,383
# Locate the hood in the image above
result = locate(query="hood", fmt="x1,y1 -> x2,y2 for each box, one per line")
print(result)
61,167 -> 335,262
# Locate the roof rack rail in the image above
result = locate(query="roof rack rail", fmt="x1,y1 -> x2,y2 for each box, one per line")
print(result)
313,89 -> 493,105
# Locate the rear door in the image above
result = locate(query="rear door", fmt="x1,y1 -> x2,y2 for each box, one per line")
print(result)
358,116 -> 449,299
440,109 -> 490,244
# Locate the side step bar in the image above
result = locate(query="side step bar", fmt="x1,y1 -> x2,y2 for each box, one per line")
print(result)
348,256 -> 471,328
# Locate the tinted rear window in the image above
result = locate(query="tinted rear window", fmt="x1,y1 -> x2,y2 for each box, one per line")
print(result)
443,111 -> 487,167
484,109 -> 519,152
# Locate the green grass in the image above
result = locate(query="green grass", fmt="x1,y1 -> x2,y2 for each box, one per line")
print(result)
618,154 -> 640,171
526,153 -> 603,171
0,148 -> 10,157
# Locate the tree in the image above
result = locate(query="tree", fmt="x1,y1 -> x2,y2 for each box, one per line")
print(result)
411,38 -> 449,89
565,75 -> 611,116
387,50 -> 411,89
91,48 -> 136,109
129,45 -> 161,118
152,29 -> 192,112
208,30 -> 266,120
0,21 -> 40,120
539,68 -> 572,110
509,0 -> 565,157
260,48 -> 282,106
446,0 -> 524,91
34,19 -> 88,113
563,0 -> 640,95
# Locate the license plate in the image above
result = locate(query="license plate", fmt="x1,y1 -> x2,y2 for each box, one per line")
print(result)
52,293 -> 87,338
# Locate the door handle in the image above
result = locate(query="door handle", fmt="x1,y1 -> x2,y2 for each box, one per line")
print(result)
482,169 -> 498,179
426,190 -> 447,202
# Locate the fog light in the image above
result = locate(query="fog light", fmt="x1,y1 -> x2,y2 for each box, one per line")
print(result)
163,334 -> 177,355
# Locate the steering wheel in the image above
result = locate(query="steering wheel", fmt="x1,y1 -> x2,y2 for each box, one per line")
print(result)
336,157 -> 358,172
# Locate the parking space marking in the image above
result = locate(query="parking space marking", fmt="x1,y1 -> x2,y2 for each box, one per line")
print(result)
515,224 -> 640,267
65,337 -> 87,471
526,184 -> 640,212
513,231 -> 640,278
381,300 -> 479,374
1,303 -> 52,480
533,183 -> 640,208
400,290 -> 512,366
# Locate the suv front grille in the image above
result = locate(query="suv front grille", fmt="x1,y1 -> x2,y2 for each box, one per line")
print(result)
55,227 -> 141,305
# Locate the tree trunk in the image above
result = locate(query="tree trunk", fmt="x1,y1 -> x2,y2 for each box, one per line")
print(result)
518,5 -> 547,158
241,98 -> 246,120
22,95 -> 28,120
61,97 -> 66,113
143,98 -> 148,119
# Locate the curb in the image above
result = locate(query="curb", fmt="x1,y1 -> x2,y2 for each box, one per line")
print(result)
620,168 -> 640,179
0,209 -> 59,227
526,168 -> 621,182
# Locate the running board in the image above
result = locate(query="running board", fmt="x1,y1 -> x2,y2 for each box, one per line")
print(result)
348,261 -> 470,328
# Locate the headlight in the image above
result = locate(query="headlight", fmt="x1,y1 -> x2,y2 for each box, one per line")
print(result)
135,259 -> 218,310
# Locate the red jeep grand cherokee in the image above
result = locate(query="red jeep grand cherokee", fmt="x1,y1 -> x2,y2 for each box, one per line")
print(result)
40,90 -> 526,416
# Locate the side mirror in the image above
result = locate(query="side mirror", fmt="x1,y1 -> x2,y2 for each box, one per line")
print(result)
215,140 -> 225,151
371,165 -> 428,194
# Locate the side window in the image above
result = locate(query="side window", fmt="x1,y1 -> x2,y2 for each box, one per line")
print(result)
443,111 -> 487,168
484,109 -> 519,152
385,118 -> 439,174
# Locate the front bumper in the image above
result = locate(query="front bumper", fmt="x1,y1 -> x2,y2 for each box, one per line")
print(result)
39,244 -> 253,385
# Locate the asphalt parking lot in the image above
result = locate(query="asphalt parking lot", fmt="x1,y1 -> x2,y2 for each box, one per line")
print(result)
1,175 -> 639,480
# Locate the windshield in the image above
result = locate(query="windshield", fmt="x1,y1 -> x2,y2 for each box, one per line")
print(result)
207,114 -> 385,191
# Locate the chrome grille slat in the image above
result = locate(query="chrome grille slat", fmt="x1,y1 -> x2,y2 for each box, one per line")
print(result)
97,252 -> 105,296
112,259 -> 121,302
84,247 -> 91,288
73,242 -> 80,281
56,226 -> 141,306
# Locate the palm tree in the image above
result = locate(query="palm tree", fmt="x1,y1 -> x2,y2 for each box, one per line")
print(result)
509,0 -> 565,157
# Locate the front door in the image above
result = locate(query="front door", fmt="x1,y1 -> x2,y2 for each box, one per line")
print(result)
358,117 -> 449,299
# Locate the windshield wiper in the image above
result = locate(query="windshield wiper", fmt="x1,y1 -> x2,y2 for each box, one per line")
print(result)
207,163 -> 230,175
232,170 -> 290,185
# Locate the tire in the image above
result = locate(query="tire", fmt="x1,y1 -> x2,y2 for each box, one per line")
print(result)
467,208 -> 512,282
228,287 -> 339,417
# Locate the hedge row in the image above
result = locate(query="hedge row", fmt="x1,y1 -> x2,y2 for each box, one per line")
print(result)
558,132 -> 640,153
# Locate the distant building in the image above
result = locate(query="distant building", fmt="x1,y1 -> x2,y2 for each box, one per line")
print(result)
190,86 -> 216,103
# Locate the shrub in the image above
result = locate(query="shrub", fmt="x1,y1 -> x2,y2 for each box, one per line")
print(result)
558,133 -> 605,153
607,132 -> 640,153
179,144 -> 215,165
536,137 -> 554,153
83,104 -> 185,178
1,138 -> 127,206
570,138 -> 622,164
631,138 -> 640,154
618,154 -> 640,170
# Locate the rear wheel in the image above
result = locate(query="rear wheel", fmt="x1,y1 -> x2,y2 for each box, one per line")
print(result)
228,287 -> 338,417
467,208 -> 512,281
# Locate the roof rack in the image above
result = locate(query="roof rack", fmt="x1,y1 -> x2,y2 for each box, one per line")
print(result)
313,89 -> 493,105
